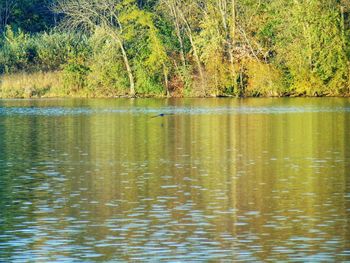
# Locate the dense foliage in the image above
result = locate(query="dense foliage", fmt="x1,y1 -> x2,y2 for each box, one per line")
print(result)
1,0 -> 350,97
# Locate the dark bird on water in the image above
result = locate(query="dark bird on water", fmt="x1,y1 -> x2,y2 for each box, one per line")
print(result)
150,113 -> 174,118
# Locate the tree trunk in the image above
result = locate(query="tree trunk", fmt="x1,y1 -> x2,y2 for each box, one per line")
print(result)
172,5 -> 186,68
188,31 -> 205,92
231,0 -> 236,44
340,6 -> 345,47
163,64 -> 170,97
177,6 -> 205,92
228,48 -> 236,85
239,70 -> 244,97
1,0 -> 13,29
117,38 -> 135,97
217,0 -> 236,91
230,0 -> 237,92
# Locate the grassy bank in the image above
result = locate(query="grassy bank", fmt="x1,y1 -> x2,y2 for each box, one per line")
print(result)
1,71 -> 349,99
0,71 -> 163,98
0,71 -> 165,98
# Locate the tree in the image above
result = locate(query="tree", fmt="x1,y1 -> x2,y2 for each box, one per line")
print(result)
0,0 -> 16,31
271,0 -> 348,95
0,0 -> 57,32
55,0 -> 138,96
159,0 -> 207,93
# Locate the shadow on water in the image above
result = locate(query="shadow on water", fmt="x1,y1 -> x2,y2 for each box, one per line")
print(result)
0,98 -> 349,261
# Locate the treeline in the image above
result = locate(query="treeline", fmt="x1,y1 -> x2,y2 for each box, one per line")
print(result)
1,0 -> 350,97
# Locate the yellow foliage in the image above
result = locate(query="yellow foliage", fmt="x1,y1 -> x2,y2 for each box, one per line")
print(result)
204,52 -> 233,96
291,73 -> 325,96
245,60 -> 284,97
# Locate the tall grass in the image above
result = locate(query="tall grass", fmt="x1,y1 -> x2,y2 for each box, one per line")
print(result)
0,71 -> 64,98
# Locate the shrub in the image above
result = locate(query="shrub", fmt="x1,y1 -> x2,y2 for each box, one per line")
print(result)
135,62 -> 164,95
62,60 -> 90,93
0,26 -> 34,73
35,32 -> 77,71
245,59 -> 284,97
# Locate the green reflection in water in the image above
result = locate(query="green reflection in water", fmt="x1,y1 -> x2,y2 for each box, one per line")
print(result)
0,98 -> 349,262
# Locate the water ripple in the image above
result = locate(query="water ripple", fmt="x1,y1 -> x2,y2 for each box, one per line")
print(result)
0,105 -> 349,116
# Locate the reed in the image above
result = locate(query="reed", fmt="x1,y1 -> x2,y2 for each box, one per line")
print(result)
0,71 -> 65,98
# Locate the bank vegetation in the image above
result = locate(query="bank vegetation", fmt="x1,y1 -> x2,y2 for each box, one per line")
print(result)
1,0 -> 350,98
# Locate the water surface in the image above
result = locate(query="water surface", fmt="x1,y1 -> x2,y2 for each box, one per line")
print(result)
0,98 -> 349,262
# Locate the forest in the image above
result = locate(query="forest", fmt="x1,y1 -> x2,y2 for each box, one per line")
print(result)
0,0 -> 350,98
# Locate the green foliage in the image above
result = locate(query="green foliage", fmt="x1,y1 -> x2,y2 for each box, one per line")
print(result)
0,0 -> 56,33
115,3 -> 169,94
271,0 -> 348,96
35,32 -> 86,71
135,64 -> 164,95
62,57 -> 91,93
87,29 -> 129,96
0,27 -> 89,75
0,26 -> 33,73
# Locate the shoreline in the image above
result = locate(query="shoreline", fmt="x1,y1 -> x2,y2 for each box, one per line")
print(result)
1,93 -> 350,99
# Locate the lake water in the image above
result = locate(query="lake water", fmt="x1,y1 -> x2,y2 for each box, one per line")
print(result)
0,98 -> 349,262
